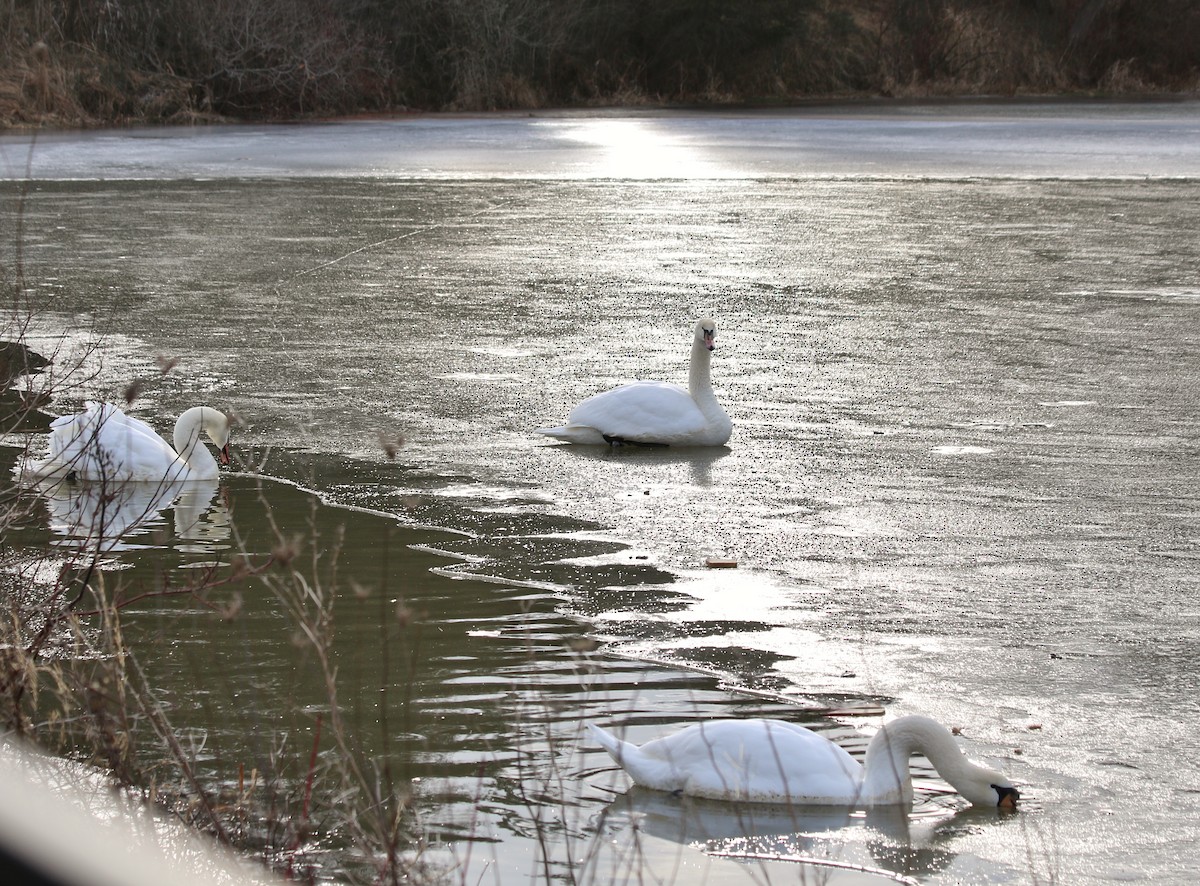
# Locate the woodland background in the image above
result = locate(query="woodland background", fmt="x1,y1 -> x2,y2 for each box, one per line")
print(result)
1,0 -> 1198,127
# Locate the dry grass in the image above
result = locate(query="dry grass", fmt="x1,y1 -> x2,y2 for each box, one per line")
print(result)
0,41 -> 216,128
1,0 -> 1196,128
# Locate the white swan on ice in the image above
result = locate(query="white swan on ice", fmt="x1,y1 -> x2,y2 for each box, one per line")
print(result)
537,318 -> 731,446
589,715 -> 1020,808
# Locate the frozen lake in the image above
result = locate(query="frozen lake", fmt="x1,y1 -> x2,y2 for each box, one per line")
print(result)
4,101 -> 1200,180
3,102 -> 1200,884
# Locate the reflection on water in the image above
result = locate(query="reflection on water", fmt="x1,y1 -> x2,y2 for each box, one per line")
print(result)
597,788 -> 972,882
554,443 -> 731,488
552,118 -> 728,179
580,784 -> 1024,885
35,475 -> 226,555
5,461 -> 1007,884
173,480 -> 230,549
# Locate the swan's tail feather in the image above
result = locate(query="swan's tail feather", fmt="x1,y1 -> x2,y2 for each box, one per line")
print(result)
536,425 -> 608,445
588,723 -> 672,790
588,723 -> 629,762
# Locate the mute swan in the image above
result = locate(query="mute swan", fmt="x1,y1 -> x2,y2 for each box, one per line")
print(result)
537,318 -> 732,446
589,715 -> 1020,808
33,402 -> 232,483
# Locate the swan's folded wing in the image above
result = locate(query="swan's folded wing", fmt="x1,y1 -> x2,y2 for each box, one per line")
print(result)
42,404 -> 183,481
637,719 -> 865,803
43,405 -> 114,476
566,382 -> 707,443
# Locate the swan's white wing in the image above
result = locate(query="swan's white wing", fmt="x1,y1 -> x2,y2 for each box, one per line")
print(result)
564,382 -> 707,444
44,403 -> 182,481
44,404 -> 121,478
109,434 -> 186,481
634,720 -> 865,803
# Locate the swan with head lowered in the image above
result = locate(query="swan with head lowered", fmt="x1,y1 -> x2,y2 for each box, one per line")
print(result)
537,318 -> 732,446
589,715 -> 1020,808
31,402 -> 232,483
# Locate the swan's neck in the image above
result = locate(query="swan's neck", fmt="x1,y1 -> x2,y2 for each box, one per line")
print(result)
861,716 -> 976,805
688,338 -> 716,402
173,407 -> 217,473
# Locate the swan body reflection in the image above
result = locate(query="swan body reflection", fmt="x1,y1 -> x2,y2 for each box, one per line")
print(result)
41,476 -> 224,554
600,787 -> 960,882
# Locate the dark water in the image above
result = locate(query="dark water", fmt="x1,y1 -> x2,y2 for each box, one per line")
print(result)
3,105 -> 1200,884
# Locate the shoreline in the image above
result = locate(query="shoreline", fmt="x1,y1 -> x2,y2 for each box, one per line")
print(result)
4,102 -> 1199,184
3,90 -> 1199,133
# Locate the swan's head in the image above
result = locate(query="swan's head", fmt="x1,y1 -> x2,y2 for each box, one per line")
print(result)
960,766 -> 1021,809
176,406 -> 232,466
694,318 -> 716,352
